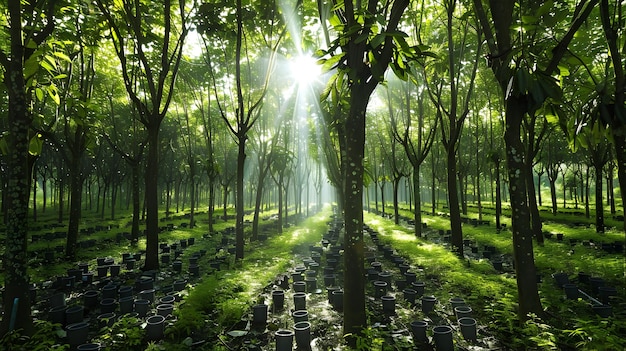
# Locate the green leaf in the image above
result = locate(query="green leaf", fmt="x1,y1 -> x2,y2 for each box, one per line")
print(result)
35,87 -> 45,101
516,69 -> 529,94
370,34 -> 385,48
355,32 -> 370,44
40,60 -> 55,73
47,85 -> 61,105
320,52 -> 345,72
25,39 -> 38,49
29,134 -> 43,156
329,14 -> 343,29
52,52 -> 72,62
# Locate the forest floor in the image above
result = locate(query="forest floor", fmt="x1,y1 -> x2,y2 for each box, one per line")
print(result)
2,204 -> 624,350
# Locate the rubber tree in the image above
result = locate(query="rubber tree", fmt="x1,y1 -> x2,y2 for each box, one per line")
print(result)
598,0 -> 626,233
270,144 -> 294,234
522,109 -> 550,244
173,83 -> 200,228
96,0 -> 190,270
379,101 -> 411,225
184,69 -> 220,234
42,7 -> 105,259
195,0 -> 287,259
423,0 -> 482,257
574,111 -> 612,232
471,0 -> 599,320
317,0 -> 426,343
47,44 -> 96,261
0,0 -> 58,335
102,95 -> 146,244
544,130 -> 566,215
389,83 -> 437,237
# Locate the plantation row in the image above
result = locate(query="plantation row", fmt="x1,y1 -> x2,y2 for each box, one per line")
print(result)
1,203 -> 622,350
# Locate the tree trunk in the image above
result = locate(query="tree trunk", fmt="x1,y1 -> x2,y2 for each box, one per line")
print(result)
393,177 -> 400,225
277,177 -> 284,234
58,163 -> 65,223
208,180 -> 215,233
504,95 -> 543,319
585,167 -> 591,218
1,3 -> 34,330
457,171 -> 468,216
606,166 -> 615,214
594,164 -> 605,233
537,172 -> 542,206
525,162 -> 543,244
431,155 -> 437,215
413,167 -> 423,237
613,132 -> 626,232
223,185 -> 229,220
374,181 -> 379,213
66,158 -> 84,260
342,89 -> 367,343
549,179 -> 558,215
189,165 -> 196,228
495,159 -> 502,229
446,145 -> 464,256
379,184 -> 385,216
251,180 -> 265,240
165,180 -> 171,218
143,126 -> 160,271
110,181 -> 117,220
131,162 -> 141,244
32,167 -> 37,222
101,181 -> 108,220
235,135 -> 246,260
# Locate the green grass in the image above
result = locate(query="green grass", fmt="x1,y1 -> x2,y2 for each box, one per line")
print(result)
368,203 -> 625,350
162,206 -> 331,350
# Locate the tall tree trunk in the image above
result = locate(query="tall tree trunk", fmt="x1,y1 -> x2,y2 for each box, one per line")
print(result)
32,167 -> 37,222
457,171 -> 468,216
504,95 -> 542,319
222,185 -> 229,220
235,136 -> 246,260
342,89 -> 368,343
143,126 -> 160,271
66,157 -> 84,260
277,177 -> 284,234
393,177 -> 400,225
252,169 -> 268,240
525,163 -> 543,243
131,162 -> 141,243
189,166 -> 196,228
594,164 -> 605,233
614,135 -> 626,232
606,165 -> 615,214
431,155 -> 437,215
208,181 -> 215,233
549,178 -> 558,215
42,171 -> 48,212
413,167 -> 423,237
494,159 -> 502,229
58,163 -> 65,223
585,167 -> 591,218
447,145 -> 464,256
537,171 -> 543,206
374,181 -> 379,213
379,184 -> 385,216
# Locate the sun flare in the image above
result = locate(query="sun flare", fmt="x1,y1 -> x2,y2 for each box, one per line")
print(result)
289,54 -> 321,85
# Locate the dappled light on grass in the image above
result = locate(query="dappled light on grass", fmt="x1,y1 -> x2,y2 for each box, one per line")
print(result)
285,228 -> 311,246
390,229 -> 415,242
